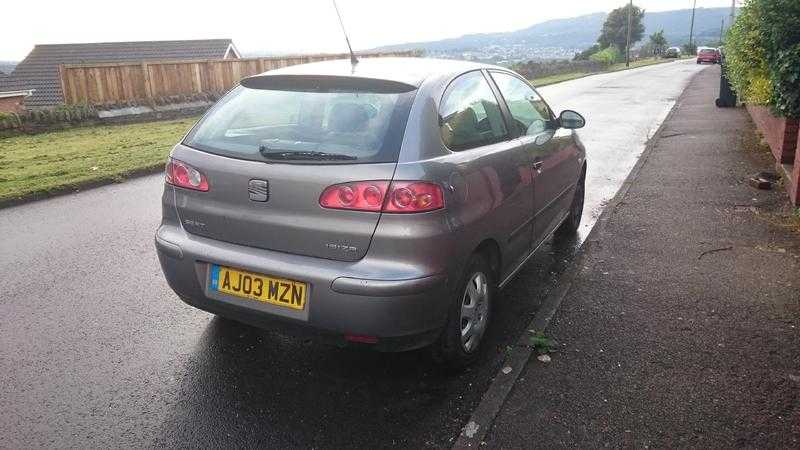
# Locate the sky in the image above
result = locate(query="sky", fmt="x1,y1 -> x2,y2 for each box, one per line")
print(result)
1,0 -> 737,60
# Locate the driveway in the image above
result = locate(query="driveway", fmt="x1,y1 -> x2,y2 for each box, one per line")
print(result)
0,60 -> 705,448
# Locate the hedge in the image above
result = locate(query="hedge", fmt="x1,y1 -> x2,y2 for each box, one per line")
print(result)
0,104 -> 98,130
511,59 -> 607,80
725,0 -> 800,118
0,91 -> 224,132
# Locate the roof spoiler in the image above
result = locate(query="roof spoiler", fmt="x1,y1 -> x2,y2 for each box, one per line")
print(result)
240,74 -> 416,94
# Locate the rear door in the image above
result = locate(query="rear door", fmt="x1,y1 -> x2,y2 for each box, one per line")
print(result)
489,71 -> 575,245
171,77 -> 416,262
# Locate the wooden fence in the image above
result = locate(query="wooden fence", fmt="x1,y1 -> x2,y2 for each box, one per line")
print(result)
59,51 -> 418,106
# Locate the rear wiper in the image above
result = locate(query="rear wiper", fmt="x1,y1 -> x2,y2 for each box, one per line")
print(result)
259,146 -> 357,161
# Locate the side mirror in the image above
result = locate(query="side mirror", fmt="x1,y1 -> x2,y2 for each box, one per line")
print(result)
559,110 -> 586,129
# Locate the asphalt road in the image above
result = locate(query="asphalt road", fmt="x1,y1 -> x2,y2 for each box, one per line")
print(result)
0,60 -> 706,448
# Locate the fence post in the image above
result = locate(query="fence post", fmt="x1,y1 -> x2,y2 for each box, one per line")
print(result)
141,61 -> 156,108
58,64 -> 70,105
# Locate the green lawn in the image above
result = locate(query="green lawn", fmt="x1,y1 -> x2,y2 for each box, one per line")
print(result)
0,117 -> 199,203
532,57 -> 678,86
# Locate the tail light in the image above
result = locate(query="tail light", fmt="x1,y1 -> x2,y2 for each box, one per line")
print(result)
165,158 -> 209,192
319,181 -> 444,213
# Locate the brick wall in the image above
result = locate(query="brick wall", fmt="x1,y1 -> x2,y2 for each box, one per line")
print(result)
745,104 -> 800,206
0,95 -> 27,114
746,104 -> 799,164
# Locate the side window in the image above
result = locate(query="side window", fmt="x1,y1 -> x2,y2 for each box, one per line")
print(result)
439,71 -> 508,151
490,72 -> 553,137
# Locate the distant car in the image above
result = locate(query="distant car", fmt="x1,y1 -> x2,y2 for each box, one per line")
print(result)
155,57 -> 588,367
697,48 -> 720,64
665,47 -> 681,58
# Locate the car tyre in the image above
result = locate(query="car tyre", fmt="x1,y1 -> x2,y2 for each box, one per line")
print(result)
432,253 -> 493,370
556,167 -> 586,237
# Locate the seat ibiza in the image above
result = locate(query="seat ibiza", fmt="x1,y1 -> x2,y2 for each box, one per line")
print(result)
156,57 -> 586,367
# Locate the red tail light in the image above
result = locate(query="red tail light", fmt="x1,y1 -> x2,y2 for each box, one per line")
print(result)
319,181 -> 444,213
165,158 -> 209,192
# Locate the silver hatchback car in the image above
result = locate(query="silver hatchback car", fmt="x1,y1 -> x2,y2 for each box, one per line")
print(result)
156,57 -> 586,367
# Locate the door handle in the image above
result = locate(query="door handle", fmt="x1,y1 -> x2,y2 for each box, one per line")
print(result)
532,161 -> 544,171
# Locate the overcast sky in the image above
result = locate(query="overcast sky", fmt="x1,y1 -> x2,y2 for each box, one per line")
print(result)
2,0 -> 736,60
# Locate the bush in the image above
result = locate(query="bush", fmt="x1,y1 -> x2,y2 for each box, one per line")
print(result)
590,46 -> 622,65
573,44 -> 601,61
725,0 -> 800,117
770,45 -> 800,117
724,1 -> 773,106
757,0 -> 800,118
0,104 -> 98,131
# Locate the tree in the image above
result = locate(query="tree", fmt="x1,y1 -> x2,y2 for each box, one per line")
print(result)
598,4 -> 646,51
649,30 -> 668,56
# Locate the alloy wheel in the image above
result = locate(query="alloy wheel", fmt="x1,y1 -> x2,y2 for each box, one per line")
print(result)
460,271 -> 489,353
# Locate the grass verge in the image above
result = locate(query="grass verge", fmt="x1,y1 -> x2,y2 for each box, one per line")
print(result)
532,57 -> 681,87
0,117 -> 199,205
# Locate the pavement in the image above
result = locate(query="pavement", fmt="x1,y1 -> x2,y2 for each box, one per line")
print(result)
0,60 -> 706,448
483,66 -> 800,448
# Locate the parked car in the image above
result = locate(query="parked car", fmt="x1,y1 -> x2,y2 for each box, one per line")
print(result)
155,57 -> 587,367
697,47 -> 721,64
665,47 -> 682,58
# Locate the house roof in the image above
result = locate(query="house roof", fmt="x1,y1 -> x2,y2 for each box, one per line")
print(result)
0,39 -> 238,107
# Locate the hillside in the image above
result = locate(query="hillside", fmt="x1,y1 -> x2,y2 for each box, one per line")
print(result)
376,7 -> 734,61
0,61 -> 17,75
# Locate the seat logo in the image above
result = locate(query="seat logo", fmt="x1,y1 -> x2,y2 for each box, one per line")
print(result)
248,179 -> 269,202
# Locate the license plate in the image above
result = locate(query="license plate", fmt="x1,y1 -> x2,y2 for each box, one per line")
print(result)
209,264 -> 307,310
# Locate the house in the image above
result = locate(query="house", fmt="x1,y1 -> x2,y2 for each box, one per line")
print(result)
0,39 -> 240,108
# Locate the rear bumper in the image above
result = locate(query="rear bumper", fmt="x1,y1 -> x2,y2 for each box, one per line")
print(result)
155,224 -> 451,351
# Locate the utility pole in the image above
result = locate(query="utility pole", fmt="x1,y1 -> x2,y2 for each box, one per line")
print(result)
689,0 -> 697,52
625,0 -> 633,67
730,0 -> 736,26
719,18 -> 725,45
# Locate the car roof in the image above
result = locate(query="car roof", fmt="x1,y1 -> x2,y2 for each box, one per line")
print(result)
244,57 -> 504,88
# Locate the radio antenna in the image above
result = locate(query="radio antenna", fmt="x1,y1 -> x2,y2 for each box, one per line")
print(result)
332,0 -> 358,65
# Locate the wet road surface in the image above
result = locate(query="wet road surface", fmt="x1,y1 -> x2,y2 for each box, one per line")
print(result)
0,60 -> 705,448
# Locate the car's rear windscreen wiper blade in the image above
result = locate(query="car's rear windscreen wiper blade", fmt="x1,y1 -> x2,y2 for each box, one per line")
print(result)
258,147 -> 357,161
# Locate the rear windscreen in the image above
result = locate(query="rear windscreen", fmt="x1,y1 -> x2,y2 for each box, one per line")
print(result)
184,84 -> 416,164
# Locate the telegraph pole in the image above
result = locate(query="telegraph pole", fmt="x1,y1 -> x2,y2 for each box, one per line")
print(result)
689,0 -> 697,52
625,0 -> 633,67
719,18 -> 725,45
730,0 -> 736,26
